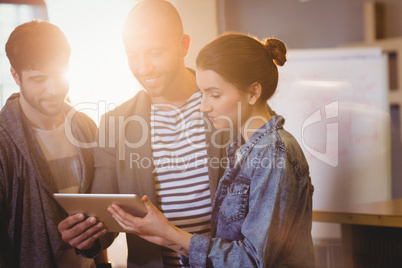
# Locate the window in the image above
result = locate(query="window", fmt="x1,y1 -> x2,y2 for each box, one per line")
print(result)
0,1 -> 48,107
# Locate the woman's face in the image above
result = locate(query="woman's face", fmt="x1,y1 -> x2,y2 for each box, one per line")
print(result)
197,69 -> 252,130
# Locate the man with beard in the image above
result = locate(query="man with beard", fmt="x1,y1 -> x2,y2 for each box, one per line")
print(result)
0,20 -> 108,267
57,0 -> 231,267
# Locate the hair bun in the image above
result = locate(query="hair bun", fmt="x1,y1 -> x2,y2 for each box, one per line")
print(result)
264,37 -> 287,66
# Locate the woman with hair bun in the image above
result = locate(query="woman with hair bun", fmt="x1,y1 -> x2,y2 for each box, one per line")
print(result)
109,32 -> 315,267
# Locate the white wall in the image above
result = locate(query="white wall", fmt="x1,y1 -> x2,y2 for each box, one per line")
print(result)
169,0 -> 219,68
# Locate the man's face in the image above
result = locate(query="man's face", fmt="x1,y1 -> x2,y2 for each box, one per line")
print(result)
12,58 -> 69,117
124,21 -> 186,100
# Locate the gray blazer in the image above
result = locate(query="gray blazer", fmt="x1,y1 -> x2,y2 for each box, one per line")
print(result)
91,90 -> 229,268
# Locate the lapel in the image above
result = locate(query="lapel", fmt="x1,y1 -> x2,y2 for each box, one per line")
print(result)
118,92 -> 158,204
0,94 -> 56,194
69,109 -> 95,193
19,107 -> 59,195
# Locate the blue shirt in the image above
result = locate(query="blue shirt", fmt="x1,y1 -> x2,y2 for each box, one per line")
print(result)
189,116 -> 315,267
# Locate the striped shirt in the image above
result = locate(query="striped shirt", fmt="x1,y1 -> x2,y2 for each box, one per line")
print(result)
151,91 -> 211,267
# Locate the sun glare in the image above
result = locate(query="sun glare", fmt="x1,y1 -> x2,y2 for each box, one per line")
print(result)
46,0 -> 141,124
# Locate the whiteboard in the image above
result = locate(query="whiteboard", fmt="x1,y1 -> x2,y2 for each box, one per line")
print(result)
269,47 -> 390,238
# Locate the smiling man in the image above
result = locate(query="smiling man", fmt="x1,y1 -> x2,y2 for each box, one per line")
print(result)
0,20 -> 103,267
57,0 -> 230,267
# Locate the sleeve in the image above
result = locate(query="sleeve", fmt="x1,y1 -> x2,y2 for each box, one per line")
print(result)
0,133 -> 8,218
189,145 -> 307,267
0,159 -> 5,267
0,155 -> 4,223
75,239 -> 101,258
0,136 -> 12,267
76,233 -> 117,258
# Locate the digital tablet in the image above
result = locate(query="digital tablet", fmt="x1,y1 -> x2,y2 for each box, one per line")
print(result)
54,193 -> 147,232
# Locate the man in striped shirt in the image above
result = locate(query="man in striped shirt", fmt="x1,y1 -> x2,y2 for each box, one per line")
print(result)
58,0 -> 230,267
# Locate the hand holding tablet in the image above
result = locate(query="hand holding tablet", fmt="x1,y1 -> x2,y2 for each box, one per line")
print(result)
54,193 -> 148,232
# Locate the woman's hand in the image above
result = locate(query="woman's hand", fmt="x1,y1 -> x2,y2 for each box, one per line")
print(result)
108,195 -> 192,254
108,195 -> 172,247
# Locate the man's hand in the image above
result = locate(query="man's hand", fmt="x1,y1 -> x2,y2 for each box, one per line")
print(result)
58,213 -> 107,250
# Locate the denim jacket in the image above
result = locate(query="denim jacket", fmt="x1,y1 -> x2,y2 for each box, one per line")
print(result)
189,116 -> 315,267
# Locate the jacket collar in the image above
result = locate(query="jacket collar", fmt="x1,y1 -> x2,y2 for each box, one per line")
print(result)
226,115 -> 285,168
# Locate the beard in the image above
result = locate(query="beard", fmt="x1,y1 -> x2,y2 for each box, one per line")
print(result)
20,85 -> 66,117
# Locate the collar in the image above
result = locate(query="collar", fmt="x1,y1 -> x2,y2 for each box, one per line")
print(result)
226,115 -> 285,167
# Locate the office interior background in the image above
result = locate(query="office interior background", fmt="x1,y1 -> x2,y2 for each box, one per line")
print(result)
1,0 -> 402,267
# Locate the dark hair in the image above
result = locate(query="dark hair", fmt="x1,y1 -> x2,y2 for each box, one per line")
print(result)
5,20 -> 71,74
196,32 -> 287,102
